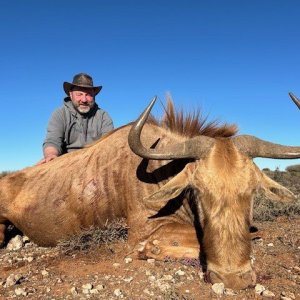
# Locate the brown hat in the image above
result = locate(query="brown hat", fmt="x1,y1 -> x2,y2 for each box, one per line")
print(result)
63,73 -> 102,96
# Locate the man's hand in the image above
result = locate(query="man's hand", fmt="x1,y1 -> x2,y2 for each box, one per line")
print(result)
36,154 -> 58,165
36,146 -> 59,165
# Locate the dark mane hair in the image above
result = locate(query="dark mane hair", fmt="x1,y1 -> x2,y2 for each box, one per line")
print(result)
148,96 -> 238,138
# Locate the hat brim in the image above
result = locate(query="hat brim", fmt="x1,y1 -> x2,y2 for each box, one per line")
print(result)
63,82 -> 102,96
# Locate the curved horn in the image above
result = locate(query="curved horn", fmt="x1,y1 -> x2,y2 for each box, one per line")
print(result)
289,92 -> 300,110
233,135 -> 300,159
128,97 -> 214,160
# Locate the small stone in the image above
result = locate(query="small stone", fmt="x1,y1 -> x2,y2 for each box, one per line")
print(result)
124,257 -> 133,264
5,274 -> 23,287
70,287 -> 78,296
212,283 -> 225,295
90,289 -> 99,294
267,243 -> 274,247
7,235 -> 24,251
113,263 -> 121,268
143,288 -> 154,296
175,270 -> 185,276
114,288 -> 122,296
198,271 -> 205,280
26,256 -> 34,263
255,284 -> 266,294
14,287 -> 27,296
41,270 -> 49,277
124,276 -> 133,283
95,284 -> 105,291
224,288 -> 237,296
163,274 -> 173,281
22,236 -> 31,245
82,283 -> 93,290
262,290 -> 275,297
147,258 -> 155,264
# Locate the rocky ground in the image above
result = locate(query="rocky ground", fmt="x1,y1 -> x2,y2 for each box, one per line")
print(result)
0,169 -> 299,300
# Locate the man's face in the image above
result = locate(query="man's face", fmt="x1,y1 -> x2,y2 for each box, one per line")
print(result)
69,87 -> 95,114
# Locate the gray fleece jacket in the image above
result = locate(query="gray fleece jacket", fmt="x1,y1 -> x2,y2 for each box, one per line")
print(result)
43,97 -> 114,155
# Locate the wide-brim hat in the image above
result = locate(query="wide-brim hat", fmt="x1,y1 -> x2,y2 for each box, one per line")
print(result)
63,73 -> 102,96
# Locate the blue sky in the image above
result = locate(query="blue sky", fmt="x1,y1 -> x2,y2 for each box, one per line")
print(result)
1,0 -> 300,172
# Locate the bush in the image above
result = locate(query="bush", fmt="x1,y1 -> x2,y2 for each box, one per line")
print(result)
57,219 -> 128,255
286,164 -> 300,173
0,171 -> 13,179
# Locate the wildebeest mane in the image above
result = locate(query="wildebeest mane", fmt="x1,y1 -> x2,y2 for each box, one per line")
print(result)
89,96 -> 238,149
148,96 -> 238,138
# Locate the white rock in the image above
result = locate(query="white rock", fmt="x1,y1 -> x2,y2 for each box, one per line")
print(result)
267,243 -> 274,247
41,270 -> 49,277
82,283 -> 93,290
14,287 -> 27,296
114,288 -> 122,296
175,270 -> 185,276
224,288 -> 237,296
262,290 -> 275,297
22,236 -> 30,243
70,287 -> 78,296
5,274 -> 23,287
163,274 -> 173,281
148,275 -> 156,282
95,284 -> 105,291
124,257 -> 133,264
7,235 -> 23,251
113,263 -> 121,268
147,258 -> 155,264
124,276 -> 133,283
211,283 -> 225,295
26,256 -> 34,263
255,284 -> 266,294
143,288 -> 154,296
198,271 -> 205,280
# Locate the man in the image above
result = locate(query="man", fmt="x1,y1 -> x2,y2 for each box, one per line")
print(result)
38,73 -> 114,164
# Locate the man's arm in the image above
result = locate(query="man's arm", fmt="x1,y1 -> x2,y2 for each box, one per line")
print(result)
37,109 -> 65,165
36,146 -> 59,165
100,110 -> 114,136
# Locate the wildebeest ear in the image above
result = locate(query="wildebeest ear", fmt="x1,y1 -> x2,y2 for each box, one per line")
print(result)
259,172 -> 296,202
143,171 -> 190,211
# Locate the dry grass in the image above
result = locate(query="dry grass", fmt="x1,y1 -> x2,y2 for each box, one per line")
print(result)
253,165 -> 300,221
57,219 -> 128,255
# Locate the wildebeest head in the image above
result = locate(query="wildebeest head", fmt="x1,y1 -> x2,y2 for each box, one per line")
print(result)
128,95 -> 300,289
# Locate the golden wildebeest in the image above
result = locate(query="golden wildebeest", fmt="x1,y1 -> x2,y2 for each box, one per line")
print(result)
0,94 -> 299,290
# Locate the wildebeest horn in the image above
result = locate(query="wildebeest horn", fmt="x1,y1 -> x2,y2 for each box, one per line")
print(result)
128,97 -> 214,160
289,92 -> 300,110
233,135 -> 300,159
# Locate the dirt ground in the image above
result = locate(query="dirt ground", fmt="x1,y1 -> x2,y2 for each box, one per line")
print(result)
0,216 -> 299,300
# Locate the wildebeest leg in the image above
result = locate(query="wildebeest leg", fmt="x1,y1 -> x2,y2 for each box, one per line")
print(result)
137,223 -> 200,261
0,220 -> 6,246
